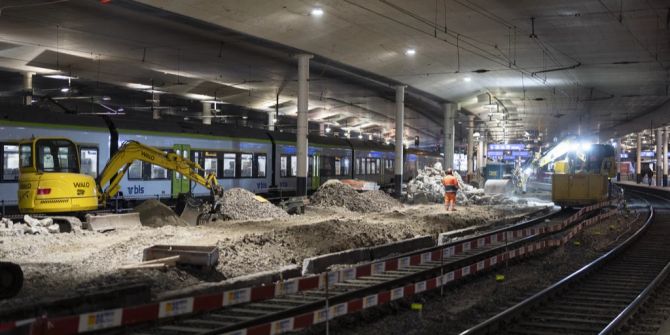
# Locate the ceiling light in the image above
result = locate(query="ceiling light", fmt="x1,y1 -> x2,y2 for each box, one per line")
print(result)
102,96 -> 111,101
310,7 -> 324,16
127,83 -> 152,90
45,74 -> 77,80
325,126 -> 331,133
186,93 -> 213,100
242,116 -> 248,120
358,134 -> 363,139
463,77 -> 472,82
60,87 -> 69,93
405,48 -> 416,56
144,89 -> 165,94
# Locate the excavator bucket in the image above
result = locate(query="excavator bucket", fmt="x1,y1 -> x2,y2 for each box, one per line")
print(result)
484,179 -> 514,195
177,194 -> 225,226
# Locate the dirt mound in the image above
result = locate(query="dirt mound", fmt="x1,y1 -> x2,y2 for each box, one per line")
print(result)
135,199 -> 188,227
310,180 -> 400,213
221,188 -> 289,220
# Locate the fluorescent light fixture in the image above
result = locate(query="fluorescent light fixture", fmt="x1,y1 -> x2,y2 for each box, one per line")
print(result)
325,126 -> 331,133
405,48 -> 416,56
186,93 -> 213,100
102,96 -> 111,101
60,87 -> 69,93
45,74 -> 77,80
358,134 -> 363,139
242,116 -> 248,120
144,89 -> 165,94
127,83 -> 152,89
463,77 -> 472,82
310,7 -> 324,16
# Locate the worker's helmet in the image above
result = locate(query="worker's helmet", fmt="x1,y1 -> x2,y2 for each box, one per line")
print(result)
446,168 -> 453,175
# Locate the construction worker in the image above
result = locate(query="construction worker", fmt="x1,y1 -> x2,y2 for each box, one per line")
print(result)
442,168 -> 459,211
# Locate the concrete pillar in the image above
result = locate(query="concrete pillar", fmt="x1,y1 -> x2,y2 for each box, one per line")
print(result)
664,127 -> 669,186
615,137 -> 622,182
394,85 -> 406,196
443,103 -> 456,170
23,72 -> 34,105
657,128 -> 663,186
202,102 -> 212,125
467,115 -> 475,179
477,137 -> 484,177
268,111 -> 275,131
296,54 -> 312,196
152,92 -> 161,120
636,132 -> 642,184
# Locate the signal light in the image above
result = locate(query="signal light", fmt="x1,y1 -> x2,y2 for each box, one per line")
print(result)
36,188 -> 51,195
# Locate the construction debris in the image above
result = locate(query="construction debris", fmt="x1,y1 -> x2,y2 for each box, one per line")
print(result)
310,180 -> 401,213
136,199 -> 189,227
19,215 -> 60,235
406,166 -> 537,207
120,256 -> 180,270
220,188 -> 289,220
144,245 -> 219,269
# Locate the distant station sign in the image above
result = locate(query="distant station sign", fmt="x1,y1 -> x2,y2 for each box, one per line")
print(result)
488,143 -> 525,151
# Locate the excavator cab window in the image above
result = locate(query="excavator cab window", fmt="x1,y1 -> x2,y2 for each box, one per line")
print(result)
34,139 -> 79,173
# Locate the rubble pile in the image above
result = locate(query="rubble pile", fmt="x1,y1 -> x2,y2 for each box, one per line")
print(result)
405,165 -> 529,206
221,188 -> 289,220
0,215 -> 61,236
136,199 -> 189,227
310,180 -> 401,213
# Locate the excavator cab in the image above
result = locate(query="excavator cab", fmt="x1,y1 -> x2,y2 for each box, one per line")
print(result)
18,138 -> 98,213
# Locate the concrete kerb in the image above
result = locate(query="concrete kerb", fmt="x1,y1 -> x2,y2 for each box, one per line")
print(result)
157,265 -> 301,301
302,235 -> 435,275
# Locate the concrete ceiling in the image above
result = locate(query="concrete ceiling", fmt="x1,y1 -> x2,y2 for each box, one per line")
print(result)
136,0 -> 670,141
0,0 -> 668,145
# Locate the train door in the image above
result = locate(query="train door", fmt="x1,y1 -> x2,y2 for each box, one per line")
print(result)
171,144 -> 191,198
310,154 -> 320,191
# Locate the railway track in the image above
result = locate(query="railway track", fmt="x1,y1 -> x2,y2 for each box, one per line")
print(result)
3,202 -> 619,335
122,207 -> 607,335
461,185 -> 670,335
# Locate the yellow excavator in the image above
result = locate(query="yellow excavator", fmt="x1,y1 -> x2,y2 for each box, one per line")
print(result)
2,138 -> 223,300
17,137 -> 223,216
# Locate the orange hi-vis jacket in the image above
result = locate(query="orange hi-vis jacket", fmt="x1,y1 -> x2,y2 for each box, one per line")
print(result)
442,175 -> 458,193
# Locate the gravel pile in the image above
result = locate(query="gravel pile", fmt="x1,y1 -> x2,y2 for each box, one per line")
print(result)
310,180 -> 400,213
220,188 -> 289,220
135,199 -> 189,227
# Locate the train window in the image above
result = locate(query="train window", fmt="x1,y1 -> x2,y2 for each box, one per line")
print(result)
151,164 -> 168,179
193,152 -> 201,174
150,150 -> 168,180
2,145 -> 19,181
80,147 -> 98,177
223,153 -> 236,178
128,161 -> 143,180
240,153 -> 253,177
290,155 -> 297,177
19,144 -> 31,168
376,159 -> 381,174
342,157 -> 350,175
204,157 -> 217,177
280,156 -> 288,177
355,158 -> 361,174
308,156 -> 313,177
335,157 -> 341,176
370,158 -> 376,175
256,154 -> 266,177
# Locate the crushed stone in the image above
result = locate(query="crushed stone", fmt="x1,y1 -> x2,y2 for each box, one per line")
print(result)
310,180 -> 401,213
220,188 -> 289,220
135,199 -> 189,227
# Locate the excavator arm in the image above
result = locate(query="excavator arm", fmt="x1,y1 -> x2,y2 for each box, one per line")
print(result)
96,141 -> 223,204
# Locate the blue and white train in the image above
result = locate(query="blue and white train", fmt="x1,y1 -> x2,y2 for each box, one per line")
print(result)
0,107 -> 442,208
